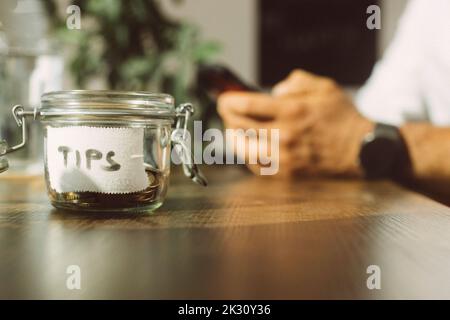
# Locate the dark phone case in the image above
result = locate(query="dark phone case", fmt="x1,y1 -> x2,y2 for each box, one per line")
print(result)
197,65 -> 260,97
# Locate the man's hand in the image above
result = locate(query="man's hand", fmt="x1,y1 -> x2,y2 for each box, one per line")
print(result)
218,69 -> 374,177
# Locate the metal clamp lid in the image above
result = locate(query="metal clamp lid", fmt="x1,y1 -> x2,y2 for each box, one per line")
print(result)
0,105 -> 35,173
172,103 -> 208,187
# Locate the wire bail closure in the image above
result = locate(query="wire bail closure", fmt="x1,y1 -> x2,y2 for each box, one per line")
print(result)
0,105 -> 38,173
172,103 -> 208,187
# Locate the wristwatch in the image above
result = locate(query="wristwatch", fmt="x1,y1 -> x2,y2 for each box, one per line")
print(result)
359,123 -> 410,179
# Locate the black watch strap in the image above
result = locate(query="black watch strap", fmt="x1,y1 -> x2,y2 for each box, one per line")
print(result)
359,123 -> 410,180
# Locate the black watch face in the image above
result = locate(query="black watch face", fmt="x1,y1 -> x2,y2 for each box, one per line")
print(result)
360,137 -> 399,179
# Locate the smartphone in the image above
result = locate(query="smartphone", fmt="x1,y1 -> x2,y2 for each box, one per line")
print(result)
197,64 -> 260,100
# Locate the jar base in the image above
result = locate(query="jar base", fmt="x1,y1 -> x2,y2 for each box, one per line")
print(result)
50,201 -> 164,214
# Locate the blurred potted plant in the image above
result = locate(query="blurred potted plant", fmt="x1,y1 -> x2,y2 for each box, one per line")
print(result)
43,0 -> 221,120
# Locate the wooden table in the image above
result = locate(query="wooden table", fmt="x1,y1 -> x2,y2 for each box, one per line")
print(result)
1,165 -> 450,299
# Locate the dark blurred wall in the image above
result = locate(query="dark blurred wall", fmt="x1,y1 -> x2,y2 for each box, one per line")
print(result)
259,0 -> 378,86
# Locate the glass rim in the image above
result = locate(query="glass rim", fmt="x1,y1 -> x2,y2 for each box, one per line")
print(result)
40,90 -> 176,119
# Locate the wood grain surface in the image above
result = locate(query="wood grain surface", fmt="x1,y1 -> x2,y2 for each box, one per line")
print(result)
1,165 -> 450,299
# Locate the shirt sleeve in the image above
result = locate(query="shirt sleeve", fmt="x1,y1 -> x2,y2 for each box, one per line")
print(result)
355,0 -> 428,125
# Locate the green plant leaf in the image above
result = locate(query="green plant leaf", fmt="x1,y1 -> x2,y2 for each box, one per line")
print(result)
86,0 -> 121,21
193,41 -> 222,63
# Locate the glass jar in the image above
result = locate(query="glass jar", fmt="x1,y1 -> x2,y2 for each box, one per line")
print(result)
0,90 -> 207,213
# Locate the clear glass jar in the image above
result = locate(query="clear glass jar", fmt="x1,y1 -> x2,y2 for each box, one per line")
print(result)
0,90 -> 207,213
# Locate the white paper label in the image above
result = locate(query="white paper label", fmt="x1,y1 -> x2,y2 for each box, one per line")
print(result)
46,126 -> 149,194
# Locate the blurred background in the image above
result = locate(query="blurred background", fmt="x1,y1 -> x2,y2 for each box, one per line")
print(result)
0,0 -> 409,173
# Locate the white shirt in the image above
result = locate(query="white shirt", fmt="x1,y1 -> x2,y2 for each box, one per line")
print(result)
356,0 -> 450,126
